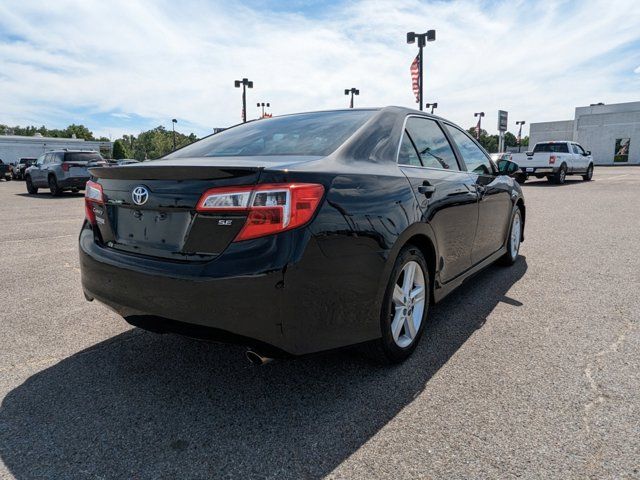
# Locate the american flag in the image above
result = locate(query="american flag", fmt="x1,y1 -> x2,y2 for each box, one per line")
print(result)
410,55 -> 420,103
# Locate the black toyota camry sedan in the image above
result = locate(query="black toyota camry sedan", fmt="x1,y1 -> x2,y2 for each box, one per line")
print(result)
80,107 -> 525,363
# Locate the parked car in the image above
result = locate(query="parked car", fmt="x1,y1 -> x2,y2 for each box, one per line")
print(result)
0,159 -> 12,181
490,152 -> 512,162
511,141 -> 593,184
12,157 -> 37,180
79,107 -> 525,363
25,150 -> 106,195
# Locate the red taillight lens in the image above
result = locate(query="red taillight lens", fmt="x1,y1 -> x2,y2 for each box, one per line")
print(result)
61,163 -> 70,172
84,180 -> 104,225
549,155 -> 556,165
196,183 -> 325,241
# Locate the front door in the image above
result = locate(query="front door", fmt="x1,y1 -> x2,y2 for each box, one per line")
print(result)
397,116 -> 478,283
444,124 -> 513,265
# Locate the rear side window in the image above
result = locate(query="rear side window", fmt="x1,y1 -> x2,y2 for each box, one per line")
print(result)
64,152 -> 103,163
533,143 -> 569,153
444,125 -> 493,175
399,117 -> 459,170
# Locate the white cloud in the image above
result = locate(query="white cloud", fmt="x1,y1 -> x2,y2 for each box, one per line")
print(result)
635,65 -> 640,74
0,0 -> 639,138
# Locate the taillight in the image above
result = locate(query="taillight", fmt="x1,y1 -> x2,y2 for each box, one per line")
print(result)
84,180 -> 104,225
196,183 -> 325,241
61,163 -> 70,172
549,155 -> 556,165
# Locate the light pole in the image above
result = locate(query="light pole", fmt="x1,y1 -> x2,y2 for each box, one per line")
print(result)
516,120 -> 526,153
425,102 -> 438,114
171,118 -> 177,150
406,29 -> 436,111
344,88 -> 359,108
474,112 -> 485,139
257,102 -> 270,117
234,78 -> 254,122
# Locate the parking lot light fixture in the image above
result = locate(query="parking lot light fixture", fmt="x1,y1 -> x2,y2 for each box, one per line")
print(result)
257,102 -> 271,118
425,102 -> 438,114
474,112 -> 485,139
234,78 -> 254,123
516,120 -> 526,153
406,29 -> 436,111
171,119 -> 177,150
344,88 -> 359,108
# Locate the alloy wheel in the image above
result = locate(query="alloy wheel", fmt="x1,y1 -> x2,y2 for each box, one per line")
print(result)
510,212 -> 521,260
391,260 -> 426,348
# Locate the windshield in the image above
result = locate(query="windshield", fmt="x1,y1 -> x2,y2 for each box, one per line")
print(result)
167,110 -> 376,159
533,143 -> 569,153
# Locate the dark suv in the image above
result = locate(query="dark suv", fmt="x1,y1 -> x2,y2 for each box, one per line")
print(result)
25,150 -> 106,195
12,157 -> 37,180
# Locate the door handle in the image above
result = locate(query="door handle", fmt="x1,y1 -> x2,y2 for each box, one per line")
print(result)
418,182 -> 436,197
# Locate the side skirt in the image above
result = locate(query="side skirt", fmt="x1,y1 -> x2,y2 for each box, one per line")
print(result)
433,246 -> 507,303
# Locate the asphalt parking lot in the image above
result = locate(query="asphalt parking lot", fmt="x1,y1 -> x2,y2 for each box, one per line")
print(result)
0,168 -> 638,479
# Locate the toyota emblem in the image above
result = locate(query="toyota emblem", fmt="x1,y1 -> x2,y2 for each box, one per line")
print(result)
131,186 -> 149,206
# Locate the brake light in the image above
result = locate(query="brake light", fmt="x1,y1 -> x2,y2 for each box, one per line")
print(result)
196,183 -> 325,241
61,163 -> 70,172
549,155 -> 556,165
84,180 -> 104,225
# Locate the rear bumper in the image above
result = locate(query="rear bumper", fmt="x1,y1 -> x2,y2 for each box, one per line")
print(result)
520,166 -> 556,175
59,176 -> 89,188
79,223 -> 382,355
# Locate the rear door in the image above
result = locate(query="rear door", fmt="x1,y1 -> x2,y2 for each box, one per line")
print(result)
444,124 -> 513,265
397,116 -> 478,283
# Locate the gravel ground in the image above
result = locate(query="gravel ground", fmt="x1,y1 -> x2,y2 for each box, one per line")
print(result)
0,168 -> 638,479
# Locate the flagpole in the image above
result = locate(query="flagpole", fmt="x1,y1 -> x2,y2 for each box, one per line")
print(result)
406,30 -> 435,112
418,43 -> 423,111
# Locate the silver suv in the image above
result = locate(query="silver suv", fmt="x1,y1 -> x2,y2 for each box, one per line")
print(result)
25,150 -> 106,196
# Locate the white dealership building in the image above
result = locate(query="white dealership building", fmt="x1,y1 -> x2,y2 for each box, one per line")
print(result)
529,101 -> 640,165
0,134 -> 112,166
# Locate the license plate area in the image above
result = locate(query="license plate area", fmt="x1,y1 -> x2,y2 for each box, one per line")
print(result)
69,167 -> 88,176
526,168 -> 534,172
114,207 -> 192,251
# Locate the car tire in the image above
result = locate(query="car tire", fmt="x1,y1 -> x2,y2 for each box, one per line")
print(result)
499,207 -> 522,266
48,176 -> 62,196
551,164 -> 567,184
369,245 -> 430,364
25,176 -> 38,194
583,164 -> 593,181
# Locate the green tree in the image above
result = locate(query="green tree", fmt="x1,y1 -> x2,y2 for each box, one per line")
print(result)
112,140 -> 127,159
64,124 -> 95,140
504,132 -> 517,148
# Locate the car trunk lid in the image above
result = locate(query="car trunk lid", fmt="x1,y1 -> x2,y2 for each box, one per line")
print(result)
88,158 -> 279,261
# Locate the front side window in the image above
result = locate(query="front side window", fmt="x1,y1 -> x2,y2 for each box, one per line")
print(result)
399,117 -> 459,170
445,125 -> 493,175
573,144 -> 585,155
166,110 -> 375,159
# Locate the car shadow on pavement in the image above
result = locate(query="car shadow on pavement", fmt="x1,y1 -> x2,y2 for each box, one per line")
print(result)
0,257 -> 527,479
521,179 -> 588,187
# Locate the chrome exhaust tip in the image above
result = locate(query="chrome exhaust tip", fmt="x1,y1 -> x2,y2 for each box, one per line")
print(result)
245,350 -> 273,366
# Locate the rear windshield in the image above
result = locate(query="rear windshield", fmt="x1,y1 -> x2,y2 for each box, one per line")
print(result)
533,143 -> 569,153
166,110 -> 376,159
64,152 -> 103,163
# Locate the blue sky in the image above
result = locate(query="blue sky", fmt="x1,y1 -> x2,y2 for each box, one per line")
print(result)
0,0 -> 639,139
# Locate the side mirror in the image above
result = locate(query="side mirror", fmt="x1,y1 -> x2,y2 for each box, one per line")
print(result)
497,159 -> 520,177
584,151 -> 591,156
525,151 -> 533,156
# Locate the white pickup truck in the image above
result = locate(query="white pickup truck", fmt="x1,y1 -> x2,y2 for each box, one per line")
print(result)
511,141 -> 594,184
